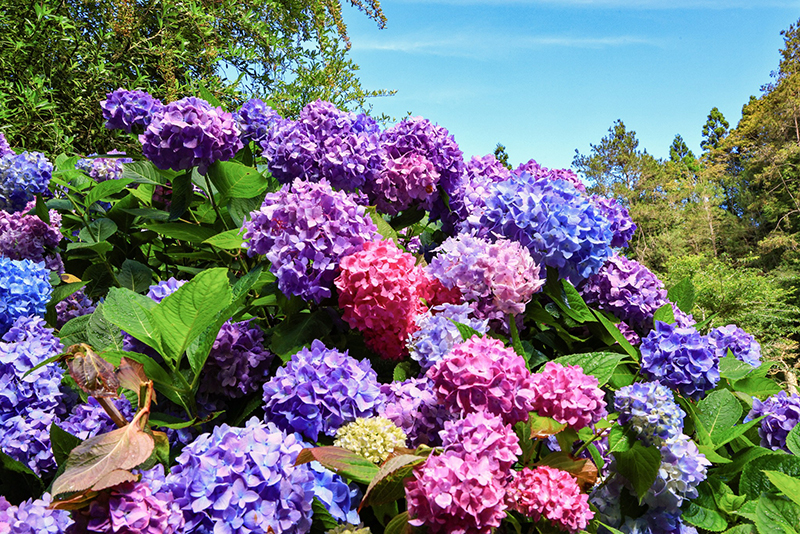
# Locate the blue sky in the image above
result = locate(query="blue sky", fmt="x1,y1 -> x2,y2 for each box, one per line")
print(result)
340,0 -> 800,169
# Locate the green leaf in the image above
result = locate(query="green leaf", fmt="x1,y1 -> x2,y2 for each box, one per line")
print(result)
295,446 -> 380,485
361,454 -> 425,508
207,161 -> 268,200
609,363 -> 637,389
270,311 -> 334,360
787,424 -> 800,456
79,218 -> 118,243
389,207 -> 426,230
393,361 -> 413,382
66,240 -> 114,255
35,194 -> 50,224
103,288 -> 161,353
608,425 -> 637,453
667,277 -> 695,313
384,511 -> 412,534
121,161 -> 168,185
698,389 -> 743,445
0,451 -> 43,503
311,497 -> 340,533
50,424 -> 82,467
741,453 -> 800,500
227,196 -> 262,227
198,83 -> 224,108
117,260 -> 154,294
528,413 -> 568,438
683,502 -> 728,532
144,223 -> 217,243
150,268 -> 232,364
712,415 -> 764,449
59,314 -> 92,345
593,310 -> 639,361
765,471 -> 800,507
168,172 -> 194,221
699,444 -> 732,464
203,228 -> 246,250
653,303 -> 676,325
367,206 -> 398,243
450,319 -> 483,342
733,376 -> 783,397
85,179 -> 135,206
713,446 -> 774,479
549,352 -> 625,386
721,525 -> 757,534
755,493 -> 800,534
86,302 -> 124,352
543,279 -> 595,323
613,442 -> 661,501
720,352 -> 756,381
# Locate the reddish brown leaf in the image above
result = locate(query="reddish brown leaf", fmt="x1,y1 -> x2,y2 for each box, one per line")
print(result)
48,489 -> 99,511
116,357 -> 147,394
67,344 -> 119,398
573,457 -> 599,491
295,446 -> 379,485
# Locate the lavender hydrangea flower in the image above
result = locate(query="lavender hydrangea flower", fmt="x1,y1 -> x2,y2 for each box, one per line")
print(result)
319,127 -> 382,193
262,340 -> 384,441
0,258 -> 52,335
235,98 -> 282,147
407,302 -> 489,370
59,396 -> 135,440
644,434 -> 710,512
615,381 -> 685,446
262,120 -> 319,183
379,377 -> 454,448
0,152 -> 53,213
0,132 -> 13,157
620,509 -> 699,534
459,154 -> 512,230
243,178 -> 378,303
514,159 -> 587,192
0,316 -> 64,474
55,290 -> 96,328
309,461 -> 361,524
140,96 -> 242,173
745,391 -> 800,451
708,324 -> 762,368
640,321 -> 719,400
480,172 -> 613,285
591,196 -> 636,249
101,89 -> 164,133
165,418 -> 315,534
0,494 -> 73,533
75,151 -> 132,182
0,200 -> 62,270
199,319 -> 274,398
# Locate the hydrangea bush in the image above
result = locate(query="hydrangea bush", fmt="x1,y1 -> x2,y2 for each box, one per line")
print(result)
0,95 -> 795,534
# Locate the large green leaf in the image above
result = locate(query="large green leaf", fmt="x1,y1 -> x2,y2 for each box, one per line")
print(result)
203,228 -> 246,250
207,160 -> 268,200
667,277 -> 696,313
103,288 -> 162,353
117,260 -> 154,294
653,303 -> 676,325
755,493 -> 800,534
613,442 -> 661,501
549,351 -> 625,386
85,179 -> 135,207
168,171 -> 194,221
144,223 -> 217,243
121,161 -> 168,185
765,471 -> 800,508
787,424 -> 800,456
593,310 -> 639,360
86,302 -> 124,352
683,502 -> 728,532
544,279 -> 595,323
698,389 -> 743,445
50,424 -> 82,467
741,453 -> 800,500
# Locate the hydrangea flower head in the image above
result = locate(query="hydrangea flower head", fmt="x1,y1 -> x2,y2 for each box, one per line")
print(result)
644,434 -> 710,512
591,196 -> 636,249
640,321 -> 719,400
243,178 -> 378,303
379,377 -> 454,448
0,494 -> 73,533
55,290 -> 96,328
0,132 -> 13,157
0,258 -> 52,335
459,154 -> 512,230
101,89 -> 164,132
262,340 -> 383,441
308,462 -> 361,524
235,98 -> 282,147
506,466 -> 593,533
165,419 -> 315,534
262,120 -> 319,183
745,391 -> 800,451
439,411 -> 521,473
369,152 -> 440,215
319,128 -> 382,193
146,277 -> 186,302
75,151 -> 132,182
334,416 -> 408,463
408,302 -> 489,371
140,96 -> 242,173
615,381 -> 685,446
0,200 -> 62,270
708,324 -> 762,368
529,361 -> 608,430
428,335 -> 535,425
0,152 -> 53,213
59,396 -> 135,440
514,159 -> 587,193
620,509 -> 699,534
199,319 -> 273,398
481,172 -> 613,285
405,450 -> 507,534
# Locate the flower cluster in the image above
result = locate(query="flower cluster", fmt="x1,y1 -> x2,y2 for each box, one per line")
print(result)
591,196 -> 636,249
59,396 -> 135,440
514,159 -> 587,192
140,96 -> 242,173
0,132 -> 12,157
0,200 -> 62,271
369,152 -> 439,215
619,509 -> 699,534
334,416 -> 408,463
164,419 -> 315,534
262,340 -> 383,441
0,258 -> 52,335
235,98 -> 282,147
75,151 -> 132,182
101,88 -> 164,132
614,381 -> 685,446
407,302 -> 489,370
640,321 -> 719,400
379,377 -> 453,448
0,152 -> 53,213
708,324 -> 762,368
308,462 -> 361,524
0,494 -> 73,533
506,466 -> 593,533
55,290 -> 96,328
428,335 -> 535,425
480,172 -> 613,285
644,434 -> 710,512
439,411 -> 521,473
745,391 -> 800,451
243,179 -> 378,303
529,362 -> 608,430
200,320 -> 273,398
458,154 -> 512,229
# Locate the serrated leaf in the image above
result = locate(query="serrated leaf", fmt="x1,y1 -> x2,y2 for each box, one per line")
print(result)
203,228 -> 245,250
66,343 -> 120,397
144,223 -> 216,243
765,471 -> 800,508
712,416 -> 765,449
87,302 -> 124,352
311,497 -> 340,533
733,376 -> 783,397
367,206 -> 398,243
698,389 -> 743,445
451,319 -> 483,342
549,351 -> 625,386
787,424 -> 800,456
613,442 -> 661,501
207,160 -> 268,201
121,161 -> 167,185
85,179 -> 135,207
295,446 -> 380,485
608,425 -> 637,453
653,303 -> 676,325
528,413 -> 567,438
755,493 -> 800,534
720,352 -> 756,381
683,502 -> 728,532
667,277 -> 695,313
103,288 -> 161,353
544,279 -> 595,323
117,260 -> 153,294
741,453 -> 800,500
361,454 -> 425,509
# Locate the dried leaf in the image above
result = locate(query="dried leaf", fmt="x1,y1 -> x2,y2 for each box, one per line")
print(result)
48,489 -> 99,511
66,343 -> 119,397
116,357 -> 147,394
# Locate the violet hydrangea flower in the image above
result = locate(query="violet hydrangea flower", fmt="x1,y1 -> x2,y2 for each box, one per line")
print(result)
262,340 -> 383,441
0,132 -> 13,157
708,324 -> 762,368
0,200 -> 62,271
243,178 -> 378,303
0,258 -> 52,335
379,376 -> 454,448
745,391 -> 800,451
0,494 -> 73,533
620,509 -> 699,534
459,153 -> 512,230
514,158 -> 587,193
0,152 -> 53,213
235,98 -> 282,147
199,319 -> 273,398
55,290 -> 96,328
644,434 -> 710,512
407,302 -> 489,371
529,361 -> 608,430
591,195 -> 636,249
308,461 -> 361,525
614,381 -> 685,446
101,88 -> 164,133
75,151 -> 132,182
506,466 -> 594,533
140,96 -> 242,173
369,152 -> 440,215
59,396 -> 135,440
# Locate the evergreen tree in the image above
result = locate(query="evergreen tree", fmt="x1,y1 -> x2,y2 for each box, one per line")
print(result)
700,107 -> 729,152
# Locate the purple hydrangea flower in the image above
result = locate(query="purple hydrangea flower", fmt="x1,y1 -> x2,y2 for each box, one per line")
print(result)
0,258 -> 52,335
101,89 -> 164,133
0,316 -> 64,474
615,381 -> 685,446
199,319 -> 273,398
59,396 -> 135,440
379,376 -> 454,448
55,290 -> 97,328
439,411 -> 521,474
0,494 -> 73,533
235,98 -> 282,147
0,200 -> 62,269
644,434 -> 710,512
620,509 -> 699,534
319,128 -> 382,193
672,303 -> 697,328
460,154 -> 512,230
243,179 -> 378,303
369,152 -> 440,215
591,196 -> 636,249
308,461 -> 361,524
640,321 -> 719,400
165,418 -> 315,534
75,151 -> 132,182
0,152 -> 53,213
262,120 -> 319,183
140,96 -> 242,173
407,302 -> 489,371
708,324 -> 762,368
262,340 -> 384,441
745,391 -> 800,451
617,321 -> 642,345
0,132 -> 13,157
514,159 -> 586,192
480,172 -> 613,285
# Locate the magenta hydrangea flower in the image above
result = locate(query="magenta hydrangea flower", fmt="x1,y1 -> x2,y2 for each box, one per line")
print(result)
199,319 -> 273,398
428,335 -> 535,425
140,96 -> 242,173
514,158 -> 586,192
101,88 -> 164,133
439,411 -> 521,473
708,324 -> 761,368
369,152 -> 440,215
243,178 -> 378,303
745,391 -> 800,451
0,493 -> 73,533
506,466 -> 594,533
529,362 -> 608,430
405,450 -> 507,534
0,200 -> 62,271
379,377 -> 454,448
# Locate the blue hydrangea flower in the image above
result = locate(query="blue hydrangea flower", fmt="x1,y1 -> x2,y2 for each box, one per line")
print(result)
591,195 -> 637,249
164,418 -> 315,534
708,324 -> 762,368
460,154 -> 512,231
615,381 -> 685,446
0,494 -> 73,533
480,172 -> 614,285
0,258 -> 52,335
101,88 -> 164,133
0,152 -> 53,213
75,151 -> 132,182
308,461 -> 361,524
243,179 -> 378,303
235,98 -> 282,147
407,302 -> 489,370
640,321 -> 719,400
745,391 -> 800,451
262,340 -> 384,441
620,509 -> 698,534
59,396 -> 135,440
379,377 -> 454,448
0,316 -> 64,475
644,434 -> 710,512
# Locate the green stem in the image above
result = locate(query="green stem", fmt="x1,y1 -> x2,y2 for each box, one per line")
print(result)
508,313 -> 525,358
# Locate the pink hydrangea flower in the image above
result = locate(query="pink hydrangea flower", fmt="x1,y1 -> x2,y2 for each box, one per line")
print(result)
405,451 -> 507,534
506,466 -> 594,533
428,335 -> 535,425
440,411 -> 521,473
529,362 -> 607,430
